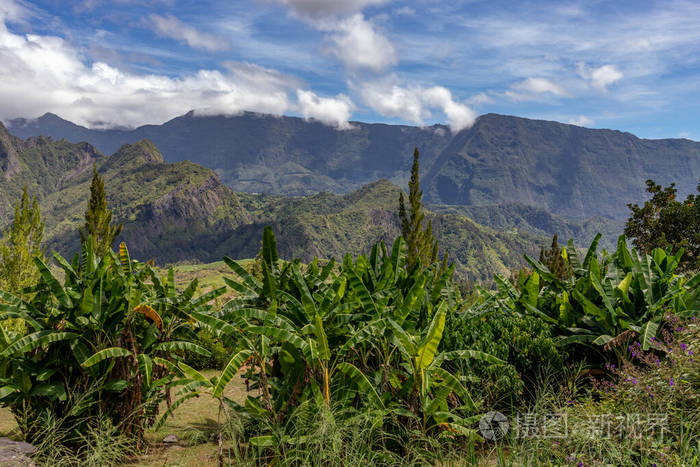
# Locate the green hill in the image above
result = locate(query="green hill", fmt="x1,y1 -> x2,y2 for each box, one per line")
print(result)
0,124 -> 541,280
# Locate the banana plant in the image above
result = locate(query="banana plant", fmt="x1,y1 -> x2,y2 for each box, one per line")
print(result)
512,234 -> 699,353
388,301 -> 503,435
0,239 -> 215,442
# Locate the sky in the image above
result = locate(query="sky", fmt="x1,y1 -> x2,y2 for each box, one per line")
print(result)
0,0 -> 699,139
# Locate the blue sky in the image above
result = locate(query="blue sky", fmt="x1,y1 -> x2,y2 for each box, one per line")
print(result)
1,0 -> 699,139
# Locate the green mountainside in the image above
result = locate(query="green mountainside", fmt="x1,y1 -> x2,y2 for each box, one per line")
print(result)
0,124 -> 540,280
8,111 -> 700,221
432,203 -> 623,250
423,114 -> 700,219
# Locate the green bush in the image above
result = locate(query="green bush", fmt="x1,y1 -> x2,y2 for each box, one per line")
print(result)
443,309 -> 563,407
184,329 -> 232,370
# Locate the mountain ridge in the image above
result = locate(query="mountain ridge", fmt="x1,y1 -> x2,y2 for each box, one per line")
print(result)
0,126 -> 545,280
7,111 -> 700,221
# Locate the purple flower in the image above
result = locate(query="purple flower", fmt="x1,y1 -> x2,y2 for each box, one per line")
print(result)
669,377 -> 675,387
681,343 -> 687,351
632,378 -> 637,384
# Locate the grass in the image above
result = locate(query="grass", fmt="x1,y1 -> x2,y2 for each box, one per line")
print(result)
132,369 -> 249,467
162,259 -> 254,301
0,369 -> 249,466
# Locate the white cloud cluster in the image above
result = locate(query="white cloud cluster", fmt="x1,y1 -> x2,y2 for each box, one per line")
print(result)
297,90 -> 354,129
506,77 -> 567,101
327,14 -> 397,72
149,14 -> 229,51
577,63 -> 623,91
358,80 -> 476,132
0,15 -> 305,127
272,0 -> 396,72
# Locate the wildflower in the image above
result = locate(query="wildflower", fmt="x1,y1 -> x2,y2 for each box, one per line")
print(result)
669,377 -> 674,387
632,378 -> 637,384
680,343 -> 687,351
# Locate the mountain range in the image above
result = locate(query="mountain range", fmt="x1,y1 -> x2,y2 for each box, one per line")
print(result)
3,111 -> 699,280
8,111 -> 700,221
0,122 -> 540,280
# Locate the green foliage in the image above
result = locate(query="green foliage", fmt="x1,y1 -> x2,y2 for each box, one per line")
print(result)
183,329 -> 231,370
0,186 -> 44,295
476,234 -> 699,362
399,147 -> 441,271
0,240 -> 218,445
166,229 -> 499,462
79,166 -> 123,256
538,234 -> 571,280
442,309 -> 563,407
625,178 -> 700,272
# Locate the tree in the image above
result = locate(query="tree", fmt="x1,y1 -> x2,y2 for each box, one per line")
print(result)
398,147 -> 441,270
0,186 -> 45,295
79,166 -> 123,256
625,179 -> 699,272
538,234 -> 571,280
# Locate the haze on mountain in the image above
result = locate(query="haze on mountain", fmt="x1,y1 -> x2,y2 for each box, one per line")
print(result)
8,110 -> 700,222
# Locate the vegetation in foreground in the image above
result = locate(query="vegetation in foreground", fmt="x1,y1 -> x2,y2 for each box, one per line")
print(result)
0,154 -> 697,465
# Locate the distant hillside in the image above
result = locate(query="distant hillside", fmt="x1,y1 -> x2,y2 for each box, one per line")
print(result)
7,111 -> 452,196
223,180 -> 540,281
0,124 -> 539,281
431,203 -> 623,250
423,114 -> 700,219
7,111 -> 700,221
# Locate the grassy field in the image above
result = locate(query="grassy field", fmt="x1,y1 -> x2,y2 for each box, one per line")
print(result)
133,369 -> 249,467
0,369 -> 250,466
163,259 -> 254,302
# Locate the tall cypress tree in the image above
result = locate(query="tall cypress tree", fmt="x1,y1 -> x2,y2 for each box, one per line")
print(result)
79,166 -> 123,256
0,186 -> 45,295
398,147 -> 441,270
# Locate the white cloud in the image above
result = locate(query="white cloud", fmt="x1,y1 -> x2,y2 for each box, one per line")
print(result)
393,6 -> 414,16
327,14 -> 396,72
511,78 -> 567,96
0,0 -> 28,22
568,115 -> 594,126
297,90 -> 354,129
467,92 -> 493,106
577,63 -> 623,91
421,86 -> 477,133
357,79 -> 476,132
0,17 -> 302,128
149,14 -> 228,51
270,0 -> 390,20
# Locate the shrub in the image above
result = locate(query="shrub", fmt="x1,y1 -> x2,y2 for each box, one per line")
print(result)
443,308 -> 564,408
184,329 -> 232,370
